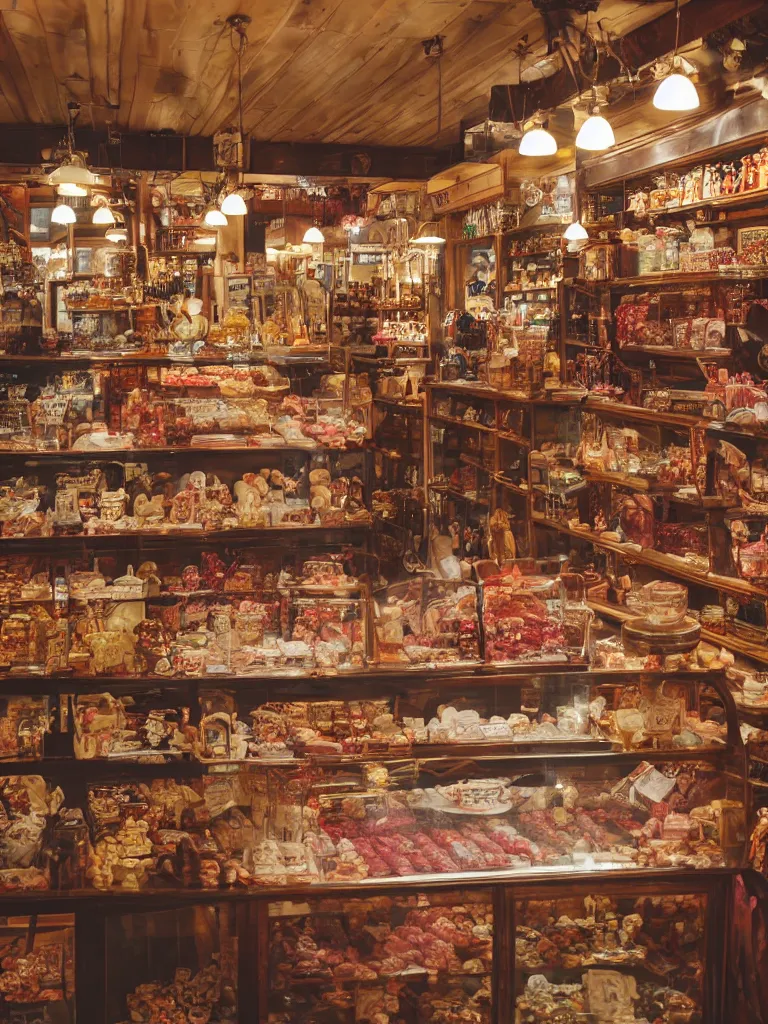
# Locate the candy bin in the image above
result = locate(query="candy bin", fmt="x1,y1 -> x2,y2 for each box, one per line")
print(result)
0,914 -> 75,1022
107,905 -> 237,1024
373,576 -> 481,667
481,566 -> 588,666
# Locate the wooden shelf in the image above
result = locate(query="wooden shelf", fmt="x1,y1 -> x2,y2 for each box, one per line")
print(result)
647,185 -> 768,217
588,597 -> 768,668
0,442 -> 362,460
497,430 -> 531,448
372,396 -> 423,412
534,517 -> 766,601
603,270 -> 768,288
430,413 -> 496,433
460,453 -> 495,472
0,352 -> 269,367
428,483 -> 490,506
0,523 -> 372,550
493,474 -> 528,497
584,398 -> 700,430
619,346 -> 731,360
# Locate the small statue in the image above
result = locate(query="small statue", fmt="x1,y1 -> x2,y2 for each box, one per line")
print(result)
749,806 -> 768,875
488,508 -> 517,564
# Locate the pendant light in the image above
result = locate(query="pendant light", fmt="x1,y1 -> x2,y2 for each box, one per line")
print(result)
57,183 -> 88,198
563,220 -> 589,241
303,225 -> 325,244
220,191 -> 248,216
575,106 -> 615,151
105,225 -> 128,243
47,105 -> 94,188
92,202 -> 115,225
519,121 -> 557,157
411,222 -> 446,245
51,202 -> 76,225
204,207 -> 228,227
653,0 -> 699,111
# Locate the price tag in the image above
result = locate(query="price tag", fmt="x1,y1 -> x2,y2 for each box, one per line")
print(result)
480,722 -> 510,739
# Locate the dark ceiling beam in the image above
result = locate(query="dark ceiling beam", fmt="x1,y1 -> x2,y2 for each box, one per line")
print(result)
0,126 -> 454,179
488,0 -> 766,122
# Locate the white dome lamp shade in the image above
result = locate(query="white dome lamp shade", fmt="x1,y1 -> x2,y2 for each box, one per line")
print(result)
575,108 -> 615,151
653,65 -> 700,111
303,226 -> 325,244
92,203 -> 115,225
204,207 -> 228,227
653,0 -> 700,112
563,220 -> 589,242
48,153 -> 94,188
51,202 -> 77,225
105,225 -> 128,243
220,191 -> 248,216
519,122 -> 557,157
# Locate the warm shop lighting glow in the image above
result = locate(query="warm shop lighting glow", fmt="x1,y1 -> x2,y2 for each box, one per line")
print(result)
105,227 -> 128,243
412,235 -> 446,245
653,70 -> 700,111
51,203 -> 76,225
57,183 -> 88,197
563,221 -> 589,241
575,110 -> 615,151
48,154 -> 94,187
204,207 -> 228,227
519,126 -> 557,157
92,205 -> 115,225
303,226 -> 325,244
220,192 -> 248,216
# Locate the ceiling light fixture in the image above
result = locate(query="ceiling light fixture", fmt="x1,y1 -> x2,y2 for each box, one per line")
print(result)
204,207 -> 228,227
57,183 -> 88,197
51,202 -> 76,225
519,122 -> 557,157
47,103 -> 95,188
303,225 -> 325,244
575,106 -> 615,151
105,226 -> 128,243
563,220 -> 589,241
92,203 -> 115,225
220,191 -> 248,216
653,0 -> 699,111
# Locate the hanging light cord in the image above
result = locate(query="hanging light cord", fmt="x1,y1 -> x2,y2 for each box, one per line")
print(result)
673,0 -> 681,57
436,53 -> 443,141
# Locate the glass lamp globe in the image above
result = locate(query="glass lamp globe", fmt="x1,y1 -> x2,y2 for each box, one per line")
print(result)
563,221 -> 589,241
303,226 -> 325,244
92,205 -> 115,225
204,208 -> 227,227
575,113 -> 615,151
653,72 -> 700,111
519,127 -> 557,157
51,203 -> 76,225
220,192 -> 248,216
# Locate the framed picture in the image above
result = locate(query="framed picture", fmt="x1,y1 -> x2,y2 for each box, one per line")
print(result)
225,273 -> 252,312
30,206 -> 52,242
738,226 -> 768,253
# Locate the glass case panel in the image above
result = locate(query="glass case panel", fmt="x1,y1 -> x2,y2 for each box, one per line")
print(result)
106,905 -> 237,1024
0,913 -> 74,1022
514,889 -> 705,1023
266,890 -> 492,1023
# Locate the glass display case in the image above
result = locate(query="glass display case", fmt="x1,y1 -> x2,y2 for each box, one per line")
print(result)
105,905 -> 237,1024
263,890 -> 493,1024
512,881 -> 714,1024
0,913 -> 74,1023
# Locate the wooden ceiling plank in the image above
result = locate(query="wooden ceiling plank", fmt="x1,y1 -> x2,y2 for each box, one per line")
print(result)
0,15 -> 38,123
320,0 -> 523,146
250,0 -> 437,140
28,1 -> 91,115
188,0 -> 308,136
1,3 -> 66,123
116,0 -> 148,127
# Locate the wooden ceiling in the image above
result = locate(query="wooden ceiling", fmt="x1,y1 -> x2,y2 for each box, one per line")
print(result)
0,0 -> 676,148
